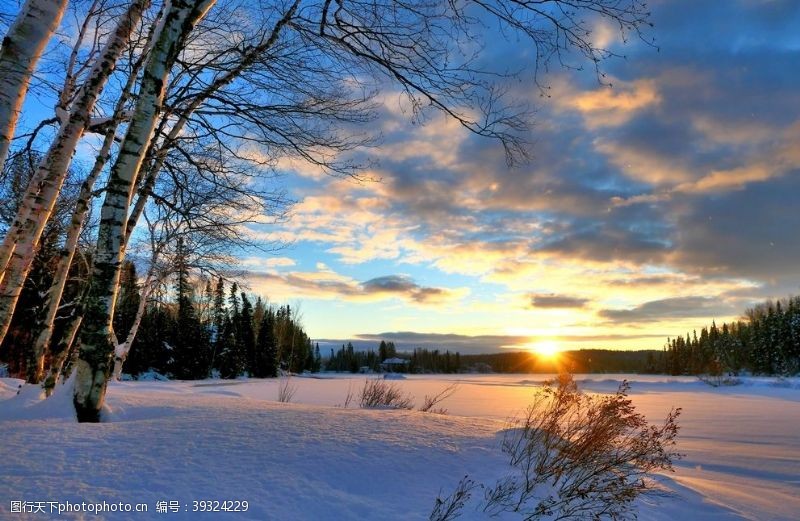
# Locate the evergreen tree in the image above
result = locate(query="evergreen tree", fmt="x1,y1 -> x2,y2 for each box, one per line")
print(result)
171,239 -> 208,379
255,308 -> 278,377
313,343 -> 322,373
253,297 -> 265,338
216,317 -> 244,378
212,277 -> 226,343
239,292 -> 257,376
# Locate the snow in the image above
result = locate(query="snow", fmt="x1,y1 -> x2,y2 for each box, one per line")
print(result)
1,374 -> 799,520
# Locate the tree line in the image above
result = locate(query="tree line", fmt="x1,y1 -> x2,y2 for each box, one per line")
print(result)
322,345 -> 663,374
324,344 -> 462,374
122,265 -> 322,380
1,253 -> 321,381
663,295 -> 800,376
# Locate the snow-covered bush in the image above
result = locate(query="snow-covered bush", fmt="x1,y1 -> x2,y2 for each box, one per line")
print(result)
359,379 -> 413,409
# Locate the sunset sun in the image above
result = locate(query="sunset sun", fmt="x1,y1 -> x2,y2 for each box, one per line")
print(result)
533,340 -> 560,358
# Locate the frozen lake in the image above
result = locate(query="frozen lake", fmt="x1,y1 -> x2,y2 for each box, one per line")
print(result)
2,374 -> 799,519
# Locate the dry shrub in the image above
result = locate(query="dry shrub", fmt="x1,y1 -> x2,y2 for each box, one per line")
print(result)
430,374 -> 682,520
419,383 -> 459,414
277,376 -> 297,403
359,379 -> 414,409
340,381 -> 355,408
429,476 -> 476,521
483,373 -> 681,519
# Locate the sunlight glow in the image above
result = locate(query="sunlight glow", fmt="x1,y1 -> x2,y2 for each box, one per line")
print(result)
533,340 -> 560,358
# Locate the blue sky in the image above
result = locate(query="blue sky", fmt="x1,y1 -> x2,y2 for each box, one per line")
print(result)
237,0 -> 800,354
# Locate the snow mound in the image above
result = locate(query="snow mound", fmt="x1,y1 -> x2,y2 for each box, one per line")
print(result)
0,374 -> 77,422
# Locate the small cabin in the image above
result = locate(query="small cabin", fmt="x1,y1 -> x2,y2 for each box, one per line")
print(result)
380,357 -> 409,372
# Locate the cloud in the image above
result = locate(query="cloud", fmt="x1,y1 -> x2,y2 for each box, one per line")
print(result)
670,173 -> 800,280
529,293 -> 589,309
246,269 -> 467,306
599,297 -> 738,324
557,78 -> 661,128
361,275 -> 447,303
260,0 -> 800,347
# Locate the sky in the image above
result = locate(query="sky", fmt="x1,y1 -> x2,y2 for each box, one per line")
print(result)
12,0 -> 796,356
236,0 -> 800,355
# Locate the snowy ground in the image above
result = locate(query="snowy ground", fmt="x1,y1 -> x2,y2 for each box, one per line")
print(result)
1,374 -> 799,520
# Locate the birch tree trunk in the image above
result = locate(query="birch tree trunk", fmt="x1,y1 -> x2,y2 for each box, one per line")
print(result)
0,0 -> 69,277
26,132 -> 113,384
0,0 -> 69,175
111,265 -> 157,380
0,0 -> 148,346
27,52 -> 145,385
0,0 -> 98,279
74,0 -> 216,422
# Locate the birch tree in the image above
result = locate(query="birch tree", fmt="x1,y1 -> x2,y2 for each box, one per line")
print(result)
110,160 -> 273,380
0,0 -> 149,345
25,28 -> 151,385
74,0 -> 218,421
0,0 -> 69,174
33,3 -> 297,387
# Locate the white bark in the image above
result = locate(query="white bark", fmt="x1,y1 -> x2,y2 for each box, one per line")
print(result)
0,0 -> 91,279
0,0 -> 148,346
0,0 -> 69,174
27,132 -> 113,383
75,0 -> 217,422
43,314 -> 81,396
27,45 -> 146,384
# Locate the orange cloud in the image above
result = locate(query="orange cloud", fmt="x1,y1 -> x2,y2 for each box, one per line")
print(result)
557,78 -> 661,128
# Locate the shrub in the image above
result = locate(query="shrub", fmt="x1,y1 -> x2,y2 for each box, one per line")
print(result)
359,379 -> 414,409
698,374 -> 741,387
419,383 -> 458,414
430,374 -> 682,520
277,376 -> 297,403
429,476 -> 476,521
483,374 -> 681,519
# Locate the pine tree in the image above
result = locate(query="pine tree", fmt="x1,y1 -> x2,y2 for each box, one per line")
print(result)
208,277 -> 226,375
216,316 -> 245,379
228,282 -> 240,317
255,309 -> 277,377
313,343 -> 322,373
212,277 -> 226,343
171,239 -> 207,379
253,297 -> 265,338
239,292 -> 257,376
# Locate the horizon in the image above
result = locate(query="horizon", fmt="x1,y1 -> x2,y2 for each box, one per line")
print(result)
311,336 -> 670,355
